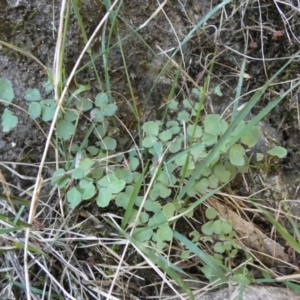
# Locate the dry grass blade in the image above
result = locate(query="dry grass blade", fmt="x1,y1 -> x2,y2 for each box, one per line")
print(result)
0,168 -> 15,213
138,0 -> 167,30
0,40 -> 48,72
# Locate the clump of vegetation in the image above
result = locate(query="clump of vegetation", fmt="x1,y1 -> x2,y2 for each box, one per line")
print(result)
0,77 -> 286,253
1,1 -> 300,299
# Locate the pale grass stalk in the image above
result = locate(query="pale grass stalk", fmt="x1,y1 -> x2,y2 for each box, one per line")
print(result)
257,1 -> 268,78
106,236 -> 128,297
23,1 -> 120,298
276,273 -> 300,281
58,246 -> 85,288
0,168 -> 15,213
156,45 -> 201,89
107,145 -> 174,298
159,215 -> 179,298
223,44 -> 299,61
87,285 -> 120,300
108,216 -> 184,299
274,0 -> 300,43
53,0 -> 68,221
0,40 -> 47,72
138,0 -> 167,30
248,252 -> 280,276
0,163 -> 37,181
114,114 -> 144,169
24,0 -> 67,297
5,251 -> 39,300
26,0 -> 119,223
157,0 -> 185,67
27,251 -> 77,300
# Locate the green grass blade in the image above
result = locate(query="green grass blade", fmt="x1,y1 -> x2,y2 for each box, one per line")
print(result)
14,205 -> 25,224
173,231 -> 228,281
174,184 -> 226,219
114,225 -> 195,300
252,202 -> 300,255
0,193 -> 30,207
232,57 -> 246,121
0,213 -> 32,229
71,0 -> 103,89
122,161 -> 149,229
153,0 -> 232,83
12,281 -> 57,296
12,242 -> 48,256
173,231 -> 228,285
178,50 -> 300,200
228,79 -> 300,148
0,227 -> 22,235
284,281 -> 300,294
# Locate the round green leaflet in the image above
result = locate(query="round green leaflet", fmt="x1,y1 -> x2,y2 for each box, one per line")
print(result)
229,144 -> 245,166
267,146 -> 287,158
67,187 -> 82,208
97,188 -> 112,207
187,124 -> 202,138
177,110 -> 190,122
205,207 -> 218,220
157,225 -> 173,241
40,99 -> 56,122
0,78 -> 14,105
159,129 -> 173,142
28,102 -> 42,119
24,88 -> 41,101
133,227 -> 153,243
212,220 -> 222,234
57,120 -> 76,141
108,178 -> 126,194
143,121 -> 160,136
163,203 -> 176,219
81,182 -> 96,200
204,114 -> 221,136
102,103 -> 117,116
2,109 -> 18,132
90,108 -> 104,122
100,136 -> 116,150
201,220 -> 214,236
214,242 -> 225,254
241,126 -> 261,148
75,98 -> 93,111
95,92 -> 108,107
